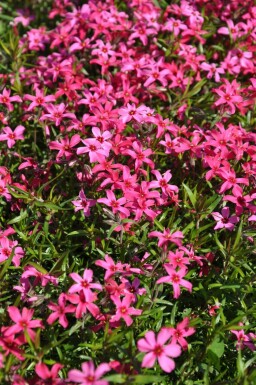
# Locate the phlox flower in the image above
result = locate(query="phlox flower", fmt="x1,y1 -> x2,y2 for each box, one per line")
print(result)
0,126 -> 25,148
200,62 -> 224,82
231,324 -> 256,351
0,88 -> 22,111
0,237 -> 24,266
137,328 -> 182,373
122,277 -> 146,302
35,362 -> 63,384
77,138 -> 109,163
67,291 -> 100,319
218,19 -> 240,40
72,190 -> 96,217
157,265 -> 192,299
95,254 -> 125,280
212,207 -> 239,231
0,178 -> 11,201
47,293 -> 75,328
49,134 -> 80,159
68,361 -> 111,385
40,103 -> 76,126
148,228 -> 184,248
167,318 -> 195,350
213,80 -> 243,115
0,330 -> 25,361
111,294 -> 142,326
118,103 -> 148,124
24,88 -> 55,111
69,269 -> 102,300
98,190 -> 130,218
125,141 -> 154,170
5,306 -> 43,342
21,265 -> 58,286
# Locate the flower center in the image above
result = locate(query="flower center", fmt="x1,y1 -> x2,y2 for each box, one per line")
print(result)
153,344 -> 163,356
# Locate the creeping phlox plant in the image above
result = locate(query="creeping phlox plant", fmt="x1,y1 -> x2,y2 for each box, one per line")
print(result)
0,0 -> 255,384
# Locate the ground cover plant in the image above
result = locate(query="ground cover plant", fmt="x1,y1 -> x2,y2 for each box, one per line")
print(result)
0,0 -> 256,384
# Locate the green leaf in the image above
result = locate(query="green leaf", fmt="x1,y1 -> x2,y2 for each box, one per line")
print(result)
232,219 -> 243,251
133,374 -> 165,384
182,183 -> 197,208
183,79 -> 207,99
207,336 -> 224,358
7,210 -> 28,224
103,374 -> 126,383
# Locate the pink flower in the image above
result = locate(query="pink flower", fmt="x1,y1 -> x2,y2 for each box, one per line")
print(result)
72,190 -> 96,217
0,126 -> 25,148
118,103 -> 147,124
21,265 -> 58,286
231,324 -> 256,351
69,269 -> 102,299
137,328 -> 182,373
98,190 -> 130,218
167,318 -> 195,349
49,134 -> 80,159
157,266 -> 192,299
24,89 -> 55,111
77,139 -> 109,163
111,294 -> 142,326
68,361 -> 110,385
212,207 -> 239,231
40,103 -> 76,126
35,362 -> 63,384
148,228 -> 184,248
213,80 -> 243,115
95,254 -> 124,280
67,291 -> 100,319
125,141 -> 154,170
0,88 -> 22,111
5,306 -> 43,342
47,293 -> 75,328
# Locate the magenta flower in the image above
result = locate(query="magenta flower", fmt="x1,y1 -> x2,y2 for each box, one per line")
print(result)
24,88 -> 55,111
5,306 -> 43,341
111,294 -> 142,326
97,190 -> 130,218
68,361 -> 110,385
47,293 -> 75,328
35,362 -> 63,384
0,88 -> 22,111
212,207 -> 239,231
40,103 -> 76,126
137,328 -> 182,373
167,318 -> 195,349
157,265 -> 192,299
0,125 -> 25,148
69,269 -> 102,300
72,190 -> 96,217
49,134 -> 80,159
95,254 -> 124,280
148,228 -> 184,248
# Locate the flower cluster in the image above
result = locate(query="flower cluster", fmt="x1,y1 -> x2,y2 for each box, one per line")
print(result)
0,0 -> 255,384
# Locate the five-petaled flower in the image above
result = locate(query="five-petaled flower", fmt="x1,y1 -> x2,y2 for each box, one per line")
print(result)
137,328 -> 182,372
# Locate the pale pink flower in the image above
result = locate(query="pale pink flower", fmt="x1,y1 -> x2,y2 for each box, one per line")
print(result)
137,328 -> 182,373
68,361 -> 110,385
212,207 -> 239,231
0,126 -> 25,148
